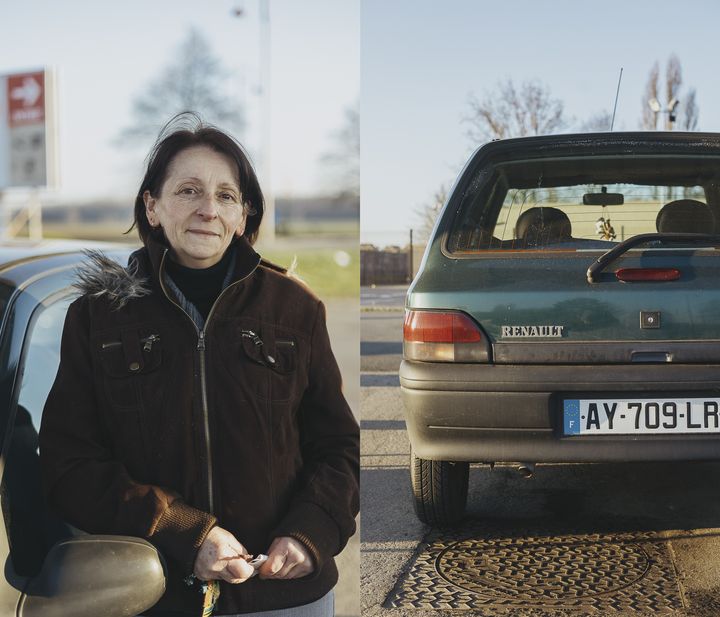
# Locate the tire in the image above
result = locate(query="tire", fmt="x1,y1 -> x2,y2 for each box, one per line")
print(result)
410,449 -> 469,526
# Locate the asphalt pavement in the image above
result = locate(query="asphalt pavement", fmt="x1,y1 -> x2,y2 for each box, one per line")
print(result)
361,285 -> 408,310
360,285 -> 720,617
361,285 -> 425,616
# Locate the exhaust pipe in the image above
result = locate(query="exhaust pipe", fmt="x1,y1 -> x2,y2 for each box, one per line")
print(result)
517,462 -> 536,479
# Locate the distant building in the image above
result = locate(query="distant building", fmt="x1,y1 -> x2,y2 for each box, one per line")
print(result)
275,194 -> 358,225
41,201 -> 132,224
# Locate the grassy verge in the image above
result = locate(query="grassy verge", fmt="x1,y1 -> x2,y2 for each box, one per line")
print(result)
277,220 -> 358,236
262,246 -> 358,299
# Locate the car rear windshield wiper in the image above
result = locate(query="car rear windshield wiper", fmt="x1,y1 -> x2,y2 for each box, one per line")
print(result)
586,232 -> 720,283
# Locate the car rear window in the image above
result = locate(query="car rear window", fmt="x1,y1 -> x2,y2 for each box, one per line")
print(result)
447,155 -> 720,254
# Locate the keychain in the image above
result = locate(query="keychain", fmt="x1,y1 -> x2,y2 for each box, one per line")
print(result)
192,554 -> 268,616
201,580 -> 221,617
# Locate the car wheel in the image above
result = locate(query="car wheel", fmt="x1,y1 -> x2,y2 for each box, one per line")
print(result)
410,449 -> 469,526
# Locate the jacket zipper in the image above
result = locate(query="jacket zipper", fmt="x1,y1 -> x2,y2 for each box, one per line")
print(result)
196,330 -> 213,514
143,334 -> 160,352
240,329 -> 289,367
101,334 -> 160,351
158,249 -> 259,516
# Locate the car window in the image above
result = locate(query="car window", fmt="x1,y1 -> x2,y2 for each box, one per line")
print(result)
17,295 -> 75,432
447,155 -> 720,254
3,293 -> 76,576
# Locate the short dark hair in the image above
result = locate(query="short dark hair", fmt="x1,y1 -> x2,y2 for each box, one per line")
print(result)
129,112 -> 264,245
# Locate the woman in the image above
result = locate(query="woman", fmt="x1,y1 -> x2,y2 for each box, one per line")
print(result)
38,116 -> 359,616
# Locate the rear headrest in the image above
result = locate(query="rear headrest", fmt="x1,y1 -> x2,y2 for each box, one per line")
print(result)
656,199 -> 715,233
515,207 -> 572,247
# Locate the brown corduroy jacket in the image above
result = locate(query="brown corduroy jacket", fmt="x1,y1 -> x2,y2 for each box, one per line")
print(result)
38,235 -> 359,615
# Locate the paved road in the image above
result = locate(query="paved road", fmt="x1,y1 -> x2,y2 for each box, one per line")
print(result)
360,291 -> 720,616
361,285 -> 404,375
361,285 -> 407,309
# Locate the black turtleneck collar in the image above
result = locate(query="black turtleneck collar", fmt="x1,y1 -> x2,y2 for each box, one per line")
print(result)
142,233 -> 262,285
165,248 -> 234,320
134,234 -> 262,321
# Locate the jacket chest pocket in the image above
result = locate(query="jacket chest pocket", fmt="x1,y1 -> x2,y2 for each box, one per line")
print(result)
237,327 -> 302,402
98,330 -> 164,412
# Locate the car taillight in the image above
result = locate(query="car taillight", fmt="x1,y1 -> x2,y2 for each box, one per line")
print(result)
403,310 -> 490,362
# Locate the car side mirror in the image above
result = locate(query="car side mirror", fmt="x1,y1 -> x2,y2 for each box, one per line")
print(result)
20,535 -> 165,617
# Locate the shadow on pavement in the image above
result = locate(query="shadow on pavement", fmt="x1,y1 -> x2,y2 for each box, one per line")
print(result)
466,461 -> 720,532
360,420 -> 406,430
361,461 -> 720,544
360,341 -> 403,356
360,466 -> 415,545
360,374 -> 400,387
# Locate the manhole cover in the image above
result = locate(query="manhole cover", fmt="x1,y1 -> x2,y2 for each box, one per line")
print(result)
387,524 -> 684,613
437,536 -> 650,600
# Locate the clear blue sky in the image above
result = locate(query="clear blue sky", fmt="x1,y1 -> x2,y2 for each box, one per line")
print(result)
0,0 -> 359,203
361,0 -> 720,245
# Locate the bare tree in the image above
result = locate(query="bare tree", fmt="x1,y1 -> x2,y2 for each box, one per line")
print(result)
666,54 -> 682,106
642,62 -> 660,130
118,29 -> 243,143
464,79 -> 566,142
415,184 -> 448,240
641,55 -> 698,131
580,111 -> 613,132
320,103 -> 359,198
682,88 -> 699,131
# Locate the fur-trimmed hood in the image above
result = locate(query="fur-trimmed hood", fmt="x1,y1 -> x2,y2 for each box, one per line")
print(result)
73,249 -> 150,310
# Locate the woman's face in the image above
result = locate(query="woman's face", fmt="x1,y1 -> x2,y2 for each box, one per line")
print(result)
143,145 -> 247,268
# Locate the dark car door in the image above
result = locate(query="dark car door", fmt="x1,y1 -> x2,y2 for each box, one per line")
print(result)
0,257 -> 165,617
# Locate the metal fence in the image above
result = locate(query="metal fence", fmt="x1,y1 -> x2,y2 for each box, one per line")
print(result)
361,230 -> 427,286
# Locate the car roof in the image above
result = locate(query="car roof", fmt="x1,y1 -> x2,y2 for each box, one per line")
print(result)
474,131 -> 720,159
0,239 -> 137,288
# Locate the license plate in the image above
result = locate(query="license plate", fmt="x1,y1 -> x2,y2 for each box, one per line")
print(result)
563,398 -> 720,435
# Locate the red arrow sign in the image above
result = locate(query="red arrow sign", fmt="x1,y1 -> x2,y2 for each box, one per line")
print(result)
7,71 -> 45,127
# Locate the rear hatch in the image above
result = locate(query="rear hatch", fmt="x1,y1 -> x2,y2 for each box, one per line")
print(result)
409,133 -> 720,365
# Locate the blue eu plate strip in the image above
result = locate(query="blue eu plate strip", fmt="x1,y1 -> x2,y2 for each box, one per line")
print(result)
564,399 -> 580,435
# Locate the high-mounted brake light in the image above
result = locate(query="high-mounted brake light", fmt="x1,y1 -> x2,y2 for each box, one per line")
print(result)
615,268 -> 681,282
403,310 -> 490,362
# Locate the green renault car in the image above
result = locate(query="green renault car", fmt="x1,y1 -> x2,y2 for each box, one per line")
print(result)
401,132 -> 720,526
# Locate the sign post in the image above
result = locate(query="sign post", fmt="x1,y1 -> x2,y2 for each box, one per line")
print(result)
0,68 -> 58,238
1,69 -> 57,188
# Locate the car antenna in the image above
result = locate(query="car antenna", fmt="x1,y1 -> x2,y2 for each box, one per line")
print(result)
609,67 -> 623,131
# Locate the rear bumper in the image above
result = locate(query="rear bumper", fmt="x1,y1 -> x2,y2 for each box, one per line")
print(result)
400,360 -> 720,463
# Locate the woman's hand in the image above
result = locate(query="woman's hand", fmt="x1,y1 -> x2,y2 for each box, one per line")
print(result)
258,537 -> 314,579
194,526 -> 255,583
